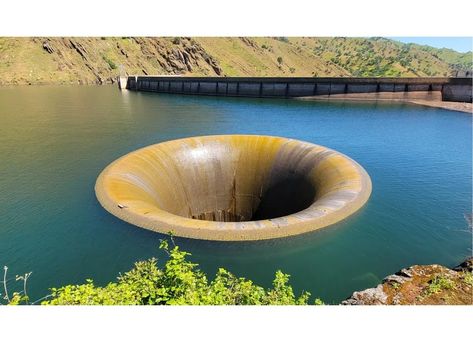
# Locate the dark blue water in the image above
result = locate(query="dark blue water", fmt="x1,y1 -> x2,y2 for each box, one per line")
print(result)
0,85 -> 471,303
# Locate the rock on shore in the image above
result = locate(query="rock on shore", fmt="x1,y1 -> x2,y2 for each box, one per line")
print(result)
342,257 -> 473,305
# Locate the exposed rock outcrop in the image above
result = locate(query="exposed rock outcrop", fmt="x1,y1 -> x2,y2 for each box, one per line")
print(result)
42,40 -> 54,54
342,257 -> 473,305
0,37 -> 224,85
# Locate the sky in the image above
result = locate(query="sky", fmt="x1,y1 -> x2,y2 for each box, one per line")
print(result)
389,37 -> 472,53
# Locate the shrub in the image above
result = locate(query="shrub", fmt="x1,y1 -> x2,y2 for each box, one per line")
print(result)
38,240 -> 322,305
102,55 -> 117,70
424,275 -> 454,296
463,271 -> 473,286
277,56 -> 283,65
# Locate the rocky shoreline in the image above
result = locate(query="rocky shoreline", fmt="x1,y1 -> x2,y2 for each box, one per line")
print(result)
342,257 -> 473,305
406,99 -> 472,114
300,92 -> 472,113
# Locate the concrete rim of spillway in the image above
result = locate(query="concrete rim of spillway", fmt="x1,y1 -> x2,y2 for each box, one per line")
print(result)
95,135 -> 372,241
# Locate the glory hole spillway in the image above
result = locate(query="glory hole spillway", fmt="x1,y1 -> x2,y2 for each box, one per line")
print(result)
95,135 -> 372,241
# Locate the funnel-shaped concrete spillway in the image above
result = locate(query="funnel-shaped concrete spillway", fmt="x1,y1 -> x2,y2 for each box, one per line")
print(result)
95,135 -> 371,241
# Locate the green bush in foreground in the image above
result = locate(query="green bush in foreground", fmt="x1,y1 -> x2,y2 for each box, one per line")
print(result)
39,240 -> 322,305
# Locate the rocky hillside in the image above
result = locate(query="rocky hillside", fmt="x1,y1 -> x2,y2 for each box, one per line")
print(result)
342,257 -> 473,305
0,37 -> 471,85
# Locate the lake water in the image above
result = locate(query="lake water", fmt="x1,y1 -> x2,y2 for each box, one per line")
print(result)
0,85 -> 471,304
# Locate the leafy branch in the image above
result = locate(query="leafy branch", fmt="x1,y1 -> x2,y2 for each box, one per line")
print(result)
1,266 -> 34,305
3,234 -> 324,306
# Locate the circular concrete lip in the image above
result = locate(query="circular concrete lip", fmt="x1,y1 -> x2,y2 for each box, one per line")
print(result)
95,135 -> 372,241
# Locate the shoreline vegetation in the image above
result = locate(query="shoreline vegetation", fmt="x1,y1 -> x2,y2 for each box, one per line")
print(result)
2,239 -> 471,305
2,240 -> 322,306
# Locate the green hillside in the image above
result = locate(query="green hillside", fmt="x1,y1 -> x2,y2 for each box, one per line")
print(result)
0,37 -> 471,85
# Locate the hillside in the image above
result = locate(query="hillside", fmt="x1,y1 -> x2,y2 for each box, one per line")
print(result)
0,37 -> 471,85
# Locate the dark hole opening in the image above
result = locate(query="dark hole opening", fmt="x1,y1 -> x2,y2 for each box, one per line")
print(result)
252,174 -> 316,220
189,173 -> 316,222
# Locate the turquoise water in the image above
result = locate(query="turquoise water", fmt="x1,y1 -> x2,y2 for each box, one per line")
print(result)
0,85 -> 471,304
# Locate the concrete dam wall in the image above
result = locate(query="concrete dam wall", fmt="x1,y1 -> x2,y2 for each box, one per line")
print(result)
124,76 -> 472,103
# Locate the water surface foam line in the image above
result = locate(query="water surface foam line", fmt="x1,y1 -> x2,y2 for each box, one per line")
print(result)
95,135 -> 372,241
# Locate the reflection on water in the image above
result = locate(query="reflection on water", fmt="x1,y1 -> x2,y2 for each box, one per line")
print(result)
0,85 -> 471,303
